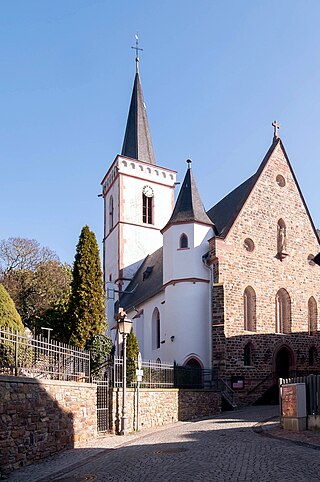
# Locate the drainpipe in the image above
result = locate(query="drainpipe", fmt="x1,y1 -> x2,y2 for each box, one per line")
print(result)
202,253 -> 213,371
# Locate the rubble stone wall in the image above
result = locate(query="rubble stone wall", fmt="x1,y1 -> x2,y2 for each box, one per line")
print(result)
0,375 -> 97,476
111,388 -> 221,433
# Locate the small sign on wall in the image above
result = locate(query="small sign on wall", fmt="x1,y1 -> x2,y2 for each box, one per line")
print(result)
231,376 -> 245,390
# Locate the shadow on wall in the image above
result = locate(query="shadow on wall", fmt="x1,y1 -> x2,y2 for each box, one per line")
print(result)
0,376 -> 74,478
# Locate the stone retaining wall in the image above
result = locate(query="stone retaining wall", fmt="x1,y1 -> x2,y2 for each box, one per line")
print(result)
0,375 -> 97,477
112,388 -> 221,433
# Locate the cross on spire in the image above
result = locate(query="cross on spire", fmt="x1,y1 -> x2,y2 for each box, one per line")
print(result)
131,33 -> 143,73
272,120 -> 280,139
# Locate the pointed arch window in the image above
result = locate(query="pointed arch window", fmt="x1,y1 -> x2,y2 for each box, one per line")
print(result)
309,346 -> 317,367
109,196 -> 114,232
244,286 -> 256,331
143,194 -> 153,224
276,289 -> 291,334
179,233 -> 189,249
308,297 -> 318,335
244,343 -> 254,366
152,308 -> 160,350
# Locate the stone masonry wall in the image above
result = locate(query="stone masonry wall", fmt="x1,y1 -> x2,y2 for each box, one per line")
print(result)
178,389 -> 221,420
112,388 -> 221,433
0,376 -> 97,477
209,141 -> 320,404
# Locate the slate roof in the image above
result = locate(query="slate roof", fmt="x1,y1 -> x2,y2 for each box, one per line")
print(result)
206,138 -> 320,242
206,175 -> 256,236
162,163 -> 213,232
119,247 -> 163,311
121,72 -> 156,165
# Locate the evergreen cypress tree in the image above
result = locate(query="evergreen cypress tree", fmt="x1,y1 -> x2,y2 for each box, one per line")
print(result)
126,329 -> 140,385
0,283 -> 24,331
68,225 -> 106,348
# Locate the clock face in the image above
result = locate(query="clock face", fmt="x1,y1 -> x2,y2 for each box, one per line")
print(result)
142,185 -> 154,198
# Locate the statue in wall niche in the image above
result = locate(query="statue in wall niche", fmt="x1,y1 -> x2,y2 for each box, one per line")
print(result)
277,221 -> 288,260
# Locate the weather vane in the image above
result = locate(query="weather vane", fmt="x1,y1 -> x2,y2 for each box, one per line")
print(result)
131,33 -> 143,73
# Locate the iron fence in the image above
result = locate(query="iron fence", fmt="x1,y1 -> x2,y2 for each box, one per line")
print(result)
113,357 -> 218,389
141,360 -> 174,388
0,327 -> 90,382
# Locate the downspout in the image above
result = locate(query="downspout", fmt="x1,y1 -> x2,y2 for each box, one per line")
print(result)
202,253 -> 213,370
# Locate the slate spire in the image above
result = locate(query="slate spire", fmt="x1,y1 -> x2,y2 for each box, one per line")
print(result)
162,160 -> 213,231
121,72 -> 156,165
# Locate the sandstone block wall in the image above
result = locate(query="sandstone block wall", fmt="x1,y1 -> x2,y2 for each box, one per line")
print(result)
0,375 -> 97,476
178,389 -> 221,420
112,388 -> 221,433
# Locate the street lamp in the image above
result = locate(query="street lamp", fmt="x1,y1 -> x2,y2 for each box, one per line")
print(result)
116,308 -> 132,435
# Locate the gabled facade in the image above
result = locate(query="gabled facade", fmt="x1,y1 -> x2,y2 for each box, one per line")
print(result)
207,138 -> 320,403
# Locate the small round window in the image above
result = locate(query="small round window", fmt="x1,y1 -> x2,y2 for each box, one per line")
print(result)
308,254 -> 315,266
244,238 -> 255,252
276,174 -> 286,187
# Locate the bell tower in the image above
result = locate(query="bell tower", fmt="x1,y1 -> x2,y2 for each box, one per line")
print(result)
101,43 -> 176,315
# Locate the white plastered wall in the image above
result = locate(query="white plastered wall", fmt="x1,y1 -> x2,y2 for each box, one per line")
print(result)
127,222 -> 213,367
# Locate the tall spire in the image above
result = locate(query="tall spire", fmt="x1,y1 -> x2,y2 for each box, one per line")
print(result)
121,36 -> 156,165
162,160 -> 213,231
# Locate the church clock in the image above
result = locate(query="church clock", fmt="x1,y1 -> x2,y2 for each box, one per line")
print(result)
142,185 -> 154,197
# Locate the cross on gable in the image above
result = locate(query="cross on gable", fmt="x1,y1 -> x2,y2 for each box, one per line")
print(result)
272,120 -> 280,139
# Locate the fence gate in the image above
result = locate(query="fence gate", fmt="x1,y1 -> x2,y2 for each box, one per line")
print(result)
94,379 -> 111,433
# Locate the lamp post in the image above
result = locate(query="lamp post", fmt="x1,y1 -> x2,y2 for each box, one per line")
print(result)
116,308 -> 132,435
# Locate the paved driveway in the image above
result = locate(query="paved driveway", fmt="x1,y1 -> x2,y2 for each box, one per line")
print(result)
9,405 -> 320,482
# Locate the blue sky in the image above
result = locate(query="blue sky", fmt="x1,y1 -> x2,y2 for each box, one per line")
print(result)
1,0 -> 320,264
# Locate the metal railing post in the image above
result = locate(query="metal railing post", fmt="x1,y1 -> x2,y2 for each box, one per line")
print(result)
14,330 -> 18,376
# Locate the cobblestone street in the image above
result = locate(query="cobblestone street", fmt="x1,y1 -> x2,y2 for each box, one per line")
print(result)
9,406 -> 320,482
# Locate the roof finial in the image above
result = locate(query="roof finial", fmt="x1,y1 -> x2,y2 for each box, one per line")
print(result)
186,159 -> 192,169
272,120 -> 280,140
131,33 -> 143,73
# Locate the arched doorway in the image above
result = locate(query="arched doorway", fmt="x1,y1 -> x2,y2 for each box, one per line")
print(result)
182,357 -> 203,388
185,358 -> 202,369
274,346 -> 294,379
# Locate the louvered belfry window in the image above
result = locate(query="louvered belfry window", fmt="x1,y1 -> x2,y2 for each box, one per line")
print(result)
143,194 -> 153,224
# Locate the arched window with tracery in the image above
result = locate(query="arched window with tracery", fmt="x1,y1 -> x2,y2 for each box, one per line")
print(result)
152,308 -> 160,350
244,286 -> 256,331
179,233 -> 188,249
276,289 -> 291,334
109,196 -> 114,232
308,297 -> 318,335
244,343 -> 254,366
309,346 -> 317,367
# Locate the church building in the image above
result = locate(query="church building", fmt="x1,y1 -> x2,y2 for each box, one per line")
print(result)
101,56 -> 320,404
